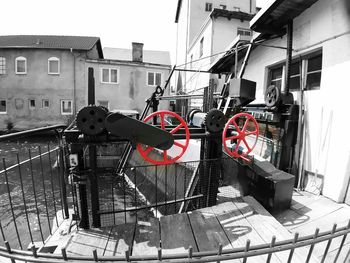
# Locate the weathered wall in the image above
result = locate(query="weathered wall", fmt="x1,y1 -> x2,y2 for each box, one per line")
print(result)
186,16 -> 251,107
242,0 -> 350,201
0,49 -> 87,129
85,60 -> 171,114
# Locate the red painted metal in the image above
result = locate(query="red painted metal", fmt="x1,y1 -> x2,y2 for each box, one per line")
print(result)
222,112 -> 259,158
137,110 -> 190,165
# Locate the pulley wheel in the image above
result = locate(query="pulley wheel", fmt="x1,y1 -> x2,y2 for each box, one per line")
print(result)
204,109 -> 225,133
265,85 -> 281,107
137,110 -> 190,165
222,112 -> 259,158
76,105 -> 108,135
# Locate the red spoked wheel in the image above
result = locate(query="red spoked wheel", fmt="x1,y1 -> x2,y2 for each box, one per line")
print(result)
222,112 -> 259,159
137,110 -> 190,165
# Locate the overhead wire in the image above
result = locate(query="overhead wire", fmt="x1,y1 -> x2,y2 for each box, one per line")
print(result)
175,43 -> 251,97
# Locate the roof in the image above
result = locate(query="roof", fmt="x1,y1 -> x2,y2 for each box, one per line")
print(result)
210,34 -> 252,74
250,0 -> 319,33
210,8 -> 254,21
175,0 -> 182,23
103,47 -> 171,66
0,35 -> 103,58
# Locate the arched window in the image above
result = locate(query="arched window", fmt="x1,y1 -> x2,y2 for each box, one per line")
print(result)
15,56 -> 26,74
48,57 -> 60,74
0,57 -> 6,74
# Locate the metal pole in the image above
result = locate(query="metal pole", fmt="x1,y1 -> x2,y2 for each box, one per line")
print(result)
47,144 -> 59,228
89,145 -> 100,227
16,154 -> 34,244
2,159 -> 22,249
59,147 -> 69,219
284,21 -> 293,94
28,150 -> 45,243
38,146 -> 52,235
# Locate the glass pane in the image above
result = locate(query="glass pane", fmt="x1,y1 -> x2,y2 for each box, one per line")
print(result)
148,72 -> 154,85
155,73 -> 161,86
306,72 -> 321,90
43,100 -> 49,107
49,60 -> 59,73
98,101 -> 109,109
0,100 -> 6,112
271,67 -> 282,80
62,100 -> 72,113
102,69 -> 109,82
307,54 -> 322,72
17,60 -> 26,73
0,57 -> 5,74
290,62 -> 300,76
111,69 -> 118,83
270,79 -> 282,90
289,76 -> 300,91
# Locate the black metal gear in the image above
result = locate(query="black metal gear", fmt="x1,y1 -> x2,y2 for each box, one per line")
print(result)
265,85 -> 281,108
76,105 -> 108,135
204,109 -> 225,133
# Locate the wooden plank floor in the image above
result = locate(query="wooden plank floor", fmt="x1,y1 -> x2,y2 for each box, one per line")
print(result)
273,190 -> 350,262
62,196 -> 318,262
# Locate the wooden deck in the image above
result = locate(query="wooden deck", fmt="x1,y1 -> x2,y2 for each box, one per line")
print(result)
273,190 -> 350,262
56,196 -> 315,262
40,189 -> 350,262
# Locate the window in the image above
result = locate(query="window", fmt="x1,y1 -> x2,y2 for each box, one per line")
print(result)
269,67 -> 283,90
267,51 -> 322,92
306,54 -> 322,90
0,100 -> 6,113
15,56 -> 27,74
101,68 -> 119,84
205,3 -> 212,11
0,57 -> 6,74
289,62 -> 301,91
98,100 -> 109,110
220,4 -> 226,9
42,99 -> 50,108
237,28 -> 252,36
61,100 -> 73,115
48,57 -> 60,74
200,37 -> 204,58
29,99 -> 36,109
147,72 -> 162,86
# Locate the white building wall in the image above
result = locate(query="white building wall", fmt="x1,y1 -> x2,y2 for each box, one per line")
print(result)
243,0 -> 350,202
175,0 -> 257,93
186,20 -> 213,108
189,0 -> 256,44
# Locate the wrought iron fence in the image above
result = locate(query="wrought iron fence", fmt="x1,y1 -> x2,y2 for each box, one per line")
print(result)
0,125 -> 71,250
0,126 -> 349,262
82,154 -> 230,227
0,221 -> 348,262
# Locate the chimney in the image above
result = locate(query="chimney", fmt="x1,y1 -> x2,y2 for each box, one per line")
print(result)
132,42 -> 144,62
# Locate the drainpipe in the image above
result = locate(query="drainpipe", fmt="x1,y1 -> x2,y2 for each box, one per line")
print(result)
284,21 -> 293,95
70,48 -> 77,115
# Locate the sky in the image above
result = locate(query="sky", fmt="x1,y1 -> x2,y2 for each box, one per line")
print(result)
1,0 -> 266,63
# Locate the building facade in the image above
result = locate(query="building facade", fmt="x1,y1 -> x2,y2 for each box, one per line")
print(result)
174,0 -> 257,106
186,9 -> 254,108
0,35 -> 103,130
85,43 -> 171,114
214,0 -> 350,203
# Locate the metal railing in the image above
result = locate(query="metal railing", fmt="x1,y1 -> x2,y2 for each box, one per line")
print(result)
0,126 -> 349,262
0,221 -> 348,262
85,156 -> 226,227
0,125 -> 71,250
